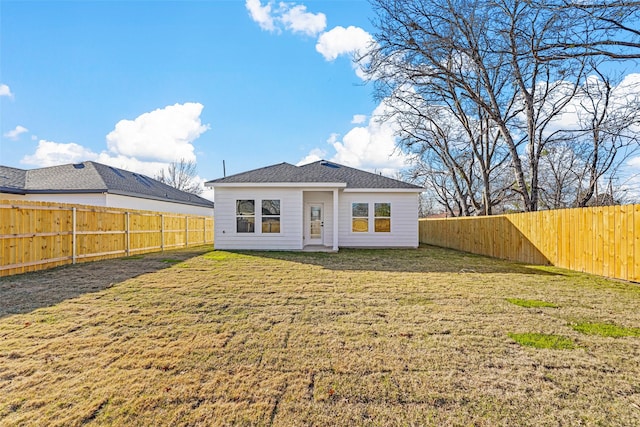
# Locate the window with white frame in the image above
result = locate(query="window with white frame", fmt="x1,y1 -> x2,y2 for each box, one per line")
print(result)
374,203 -> 391,232
352,202 -> 369,232
261,200 -> 280,233
352,202 -> 391,233
236,200 -> 255,233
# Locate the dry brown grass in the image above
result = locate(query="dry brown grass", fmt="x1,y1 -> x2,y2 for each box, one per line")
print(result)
1,245 -> 639,426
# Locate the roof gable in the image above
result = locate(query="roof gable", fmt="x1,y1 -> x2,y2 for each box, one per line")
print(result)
206,160 -> 423,190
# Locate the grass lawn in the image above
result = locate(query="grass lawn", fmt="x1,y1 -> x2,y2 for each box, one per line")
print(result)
1,245 -> 639,426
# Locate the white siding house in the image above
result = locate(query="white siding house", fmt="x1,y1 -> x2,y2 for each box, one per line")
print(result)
212,187 -> 304,250
0,162 -> 214,216
205,161 -> 423,251
337,191 -> 419,248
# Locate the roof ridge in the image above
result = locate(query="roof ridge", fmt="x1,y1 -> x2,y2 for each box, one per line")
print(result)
300,160 -> 422,188
206,160 -> 422,190
206,162 -> 296,182
0,165 -> 27,172
83,161 -> 109,189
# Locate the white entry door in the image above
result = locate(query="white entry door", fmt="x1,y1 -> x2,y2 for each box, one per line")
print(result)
305,203 -> 324,245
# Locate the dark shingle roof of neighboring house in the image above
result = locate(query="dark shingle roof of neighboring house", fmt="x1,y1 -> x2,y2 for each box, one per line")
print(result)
0,166 -> 27,194
205,160 -> 423,190
0,161 -> 214,208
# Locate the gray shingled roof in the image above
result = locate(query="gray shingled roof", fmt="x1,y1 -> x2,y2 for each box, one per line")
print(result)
205,160 -> 423,190
0,166 -> 27,194
0,162 -> 214,208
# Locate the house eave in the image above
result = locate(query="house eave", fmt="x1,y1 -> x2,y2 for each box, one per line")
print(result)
206,182 -> 347,189
107,190 -> 214,209
343,188 -> 424,193
0,187 -> 27,195
17,188 -> 108,195
2,188 -> 214,209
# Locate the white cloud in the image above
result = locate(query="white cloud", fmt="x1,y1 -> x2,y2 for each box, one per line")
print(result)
245,2 -> 373,79
245,0 -> 326,36
628,156 -> 640,168
199,178 -> 215,202
105,102 -> 209,163
0,84 -> 13,98
541,73 -> 640,135
22,139 -> 214,200
315,26 -> 374,61
351,114 -> 367,124
246,0 -> 276,32
21,102 -> 210,182
3,125 -> 29,140
21,141 -> 187,180
326,133 -> 340,145
93,154 -> 169,178
281,4 -> 326,36
296,147 -> 327,166
299,101 -> 409,176
620,157 -> 640,202
316,25 -> 376,80
22,140 -> 99,167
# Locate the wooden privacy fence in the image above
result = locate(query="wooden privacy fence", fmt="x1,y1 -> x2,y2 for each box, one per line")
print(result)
0,200 -> 214,277
419,204 -> 640,283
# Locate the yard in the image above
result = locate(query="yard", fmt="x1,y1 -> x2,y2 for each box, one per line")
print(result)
1,245 -> 639,426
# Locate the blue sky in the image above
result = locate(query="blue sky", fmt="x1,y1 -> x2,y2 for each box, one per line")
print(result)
1,0 -> 406,200
1,0 -> 639,202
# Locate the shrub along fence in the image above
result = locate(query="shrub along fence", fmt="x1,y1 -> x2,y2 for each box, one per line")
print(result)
419,204 -> 640,282
0,199 -> 214,277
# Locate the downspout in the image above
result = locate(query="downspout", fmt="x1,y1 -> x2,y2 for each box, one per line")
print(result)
333,189 -> 339,251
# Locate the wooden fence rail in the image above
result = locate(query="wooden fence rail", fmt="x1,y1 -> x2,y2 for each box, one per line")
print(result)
0,200 -> 214,277
419,204 -> 640,282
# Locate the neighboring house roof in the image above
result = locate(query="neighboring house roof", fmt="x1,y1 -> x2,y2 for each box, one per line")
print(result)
205,160 -> 423,190
0,161 -> 214,208
0,166 -> 27,194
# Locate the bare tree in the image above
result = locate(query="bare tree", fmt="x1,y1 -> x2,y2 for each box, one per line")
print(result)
397,97 -> 514,216
364,0 -> 638,213
366,0 -> 583,212
537,141 -> 583,209
537,71 -> 640,208
535,1 -> 640,61
571,72 -> 640,206
155,159 -> 203,195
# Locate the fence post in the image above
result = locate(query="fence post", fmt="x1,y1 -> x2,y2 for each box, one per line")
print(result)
185,216 -> 189,247
125,211 -> 130,256
72,207 -> 77,264
161,214 -> 164,252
